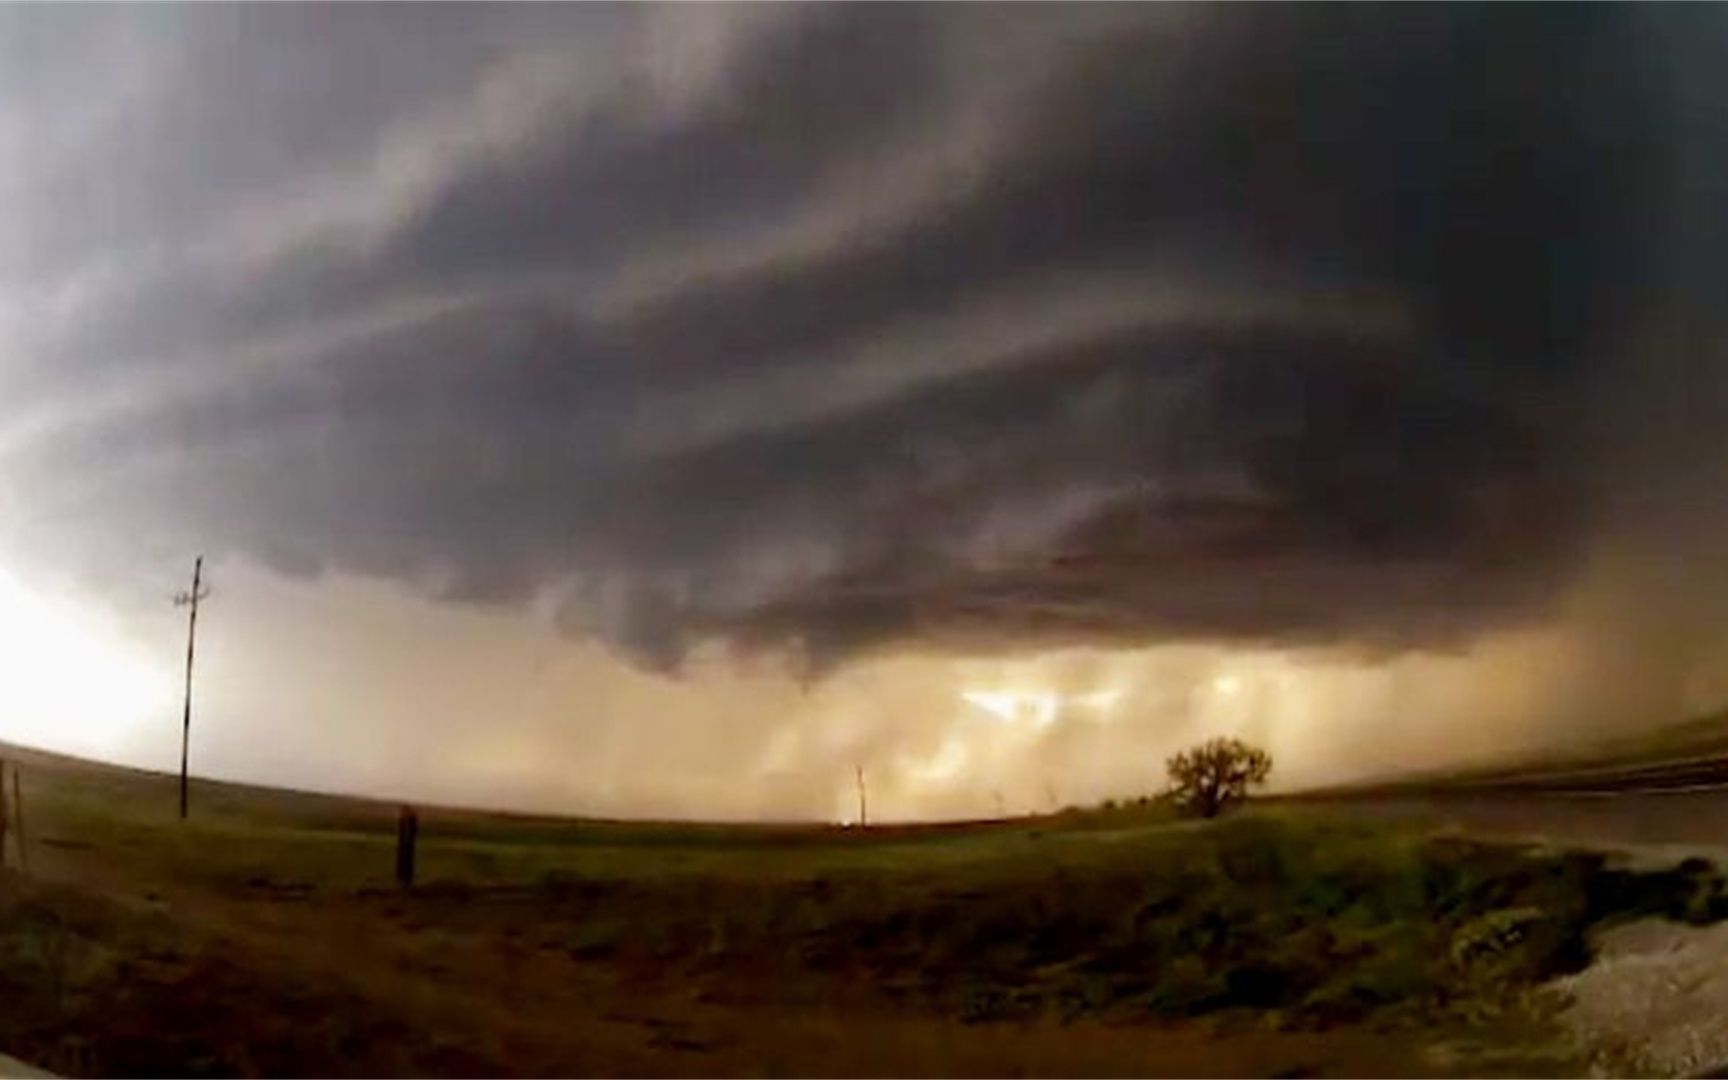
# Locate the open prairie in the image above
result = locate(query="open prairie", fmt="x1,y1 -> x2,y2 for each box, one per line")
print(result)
4,741 -> 1726,1077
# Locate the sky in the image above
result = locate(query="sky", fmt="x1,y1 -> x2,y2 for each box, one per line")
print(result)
5,4 -> 1728,821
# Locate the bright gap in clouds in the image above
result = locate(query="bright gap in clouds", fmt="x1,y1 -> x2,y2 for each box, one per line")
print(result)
960,688 -> 1122,726
0,567 -> 174,758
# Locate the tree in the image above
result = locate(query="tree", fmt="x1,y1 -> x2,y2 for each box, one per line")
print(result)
1165,736 -> 1272,818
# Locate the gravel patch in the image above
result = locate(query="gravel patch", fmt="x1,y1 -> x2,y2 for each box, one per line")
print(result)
1550,918 -> 1728,1077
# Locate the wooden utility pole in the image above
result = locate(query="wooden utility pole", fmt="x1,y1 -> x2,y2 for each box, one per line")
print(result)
854,764 -> 868,827
173,556 -> 212,821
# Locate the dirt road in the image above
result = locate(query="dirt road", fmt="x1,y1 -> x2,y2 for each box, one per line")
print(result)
1296,752 -> 1728,859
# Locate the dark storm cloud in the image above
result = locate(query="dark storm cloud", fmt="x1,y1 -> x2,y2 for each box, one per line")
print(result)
0,4 -> 1690,671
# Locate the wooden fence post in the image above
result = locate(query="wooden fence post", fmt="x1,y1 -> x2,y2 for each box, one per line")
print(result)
395,806 -> 418,888
10,765 -> 25,873
0,759 -> 9,869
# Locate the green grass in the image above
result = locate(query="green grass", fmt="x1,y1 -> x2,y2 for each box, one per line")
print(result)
527,812 -> 1727,1028
9,743 -> 1192,889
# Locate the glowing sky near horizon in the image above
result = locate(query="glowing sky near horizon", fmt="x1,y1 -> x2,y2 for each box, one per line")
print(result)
0,568 -> 173,759
0,555 -> 1654,822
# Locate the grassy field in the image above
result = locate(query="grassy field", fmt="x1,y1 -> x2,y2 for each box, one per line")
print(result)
1,743 -> 1724,1077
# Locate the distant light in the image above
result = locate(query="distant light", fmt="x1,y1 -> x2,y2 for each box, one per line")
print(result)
961,688 -> 1119,726
961,690 -> 1019,723
1077,690 -> 1121,711
961,689 -> 1058,726
1213,675 -> 1242,696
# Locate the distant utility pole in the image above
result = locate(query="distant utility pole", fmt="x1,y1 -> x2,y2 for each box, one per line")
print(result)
173,556 -> 212,821
854,764 -> 868,828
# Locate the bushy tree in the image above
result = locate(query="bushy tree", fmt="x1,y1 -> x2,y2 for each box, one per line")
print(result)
1165,736 -> 1272,818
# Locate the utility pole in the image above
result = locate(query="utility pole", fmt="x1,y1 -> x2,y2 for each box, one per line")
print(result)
854,764 -> 868,828
173,556 -> 211,821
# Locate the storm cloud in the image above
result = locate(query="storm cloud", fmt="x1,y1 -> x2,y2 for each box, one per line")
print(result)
0,4 -> 1707,680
